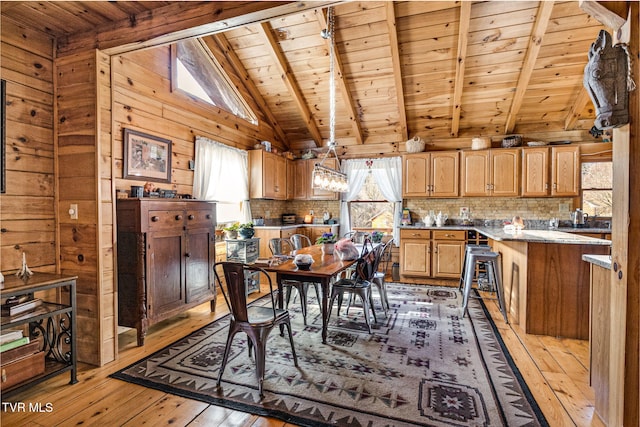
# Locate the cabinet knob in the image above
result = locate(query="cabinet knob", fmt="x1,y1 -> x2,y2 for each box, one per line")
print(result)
175,215 -> 183,221
185,253 -> 191,258
188,215 -> 195,220
206,214 -> 211,219
151,216 -> 159,222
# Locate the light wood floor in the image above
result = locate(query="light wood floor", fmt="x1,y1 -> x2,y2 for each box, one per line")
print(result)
1,285 -> 605,427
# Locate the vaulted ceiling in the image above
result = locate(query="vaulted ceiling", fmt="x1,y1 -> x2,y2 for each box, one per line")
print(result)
2,1 -> 608,153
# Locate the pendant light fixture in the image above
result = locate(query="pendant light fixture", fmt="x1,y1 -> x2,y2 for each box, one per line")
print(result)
312,6 -> 349,193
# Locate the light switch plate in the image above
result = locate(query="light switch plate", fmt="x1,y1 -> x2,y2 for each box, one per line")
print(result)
69,204 -> 78,220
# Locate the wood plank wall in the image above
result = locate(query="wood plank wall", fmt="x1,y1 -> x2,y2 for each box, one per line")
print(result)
110,47 -> 278,195
56,50 -> 115,366
0,18 -> 56,273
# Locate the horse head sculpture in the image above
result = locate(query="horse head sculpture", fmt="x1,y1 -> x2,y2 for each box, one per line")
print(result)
584,30 -> 629,130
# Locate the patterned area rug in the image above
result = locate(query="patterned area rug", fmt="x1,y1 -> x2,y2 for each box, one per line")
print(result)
111,284 -> 547,426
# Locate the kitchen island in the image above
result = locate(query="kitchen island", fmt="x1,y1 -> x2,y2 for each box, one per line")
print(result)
478,227 -> 610,339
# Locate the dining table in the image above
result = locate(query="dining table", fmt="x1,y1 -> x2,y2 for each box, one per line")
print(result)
260,245 -> 357,343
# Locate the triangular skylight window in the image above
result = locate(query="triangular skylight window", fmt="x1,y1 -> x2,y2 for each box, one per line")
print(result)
173,38 -> 257,125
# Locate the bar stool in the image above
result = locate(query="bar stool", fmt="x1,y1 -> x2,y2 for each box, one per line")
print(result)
460,249 -> 508,323
458,244 -> 491,292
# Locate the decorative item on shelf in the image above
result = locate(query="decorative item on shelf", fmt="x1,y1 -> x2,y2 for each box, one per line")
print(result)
334,238 -> 359,261
526,141 -> 548,146
501,135 -> 522,148
405,135 -> 426,153
293,254 -> 313,270
471,136 -> 491,150
15,252 -> 33,279
311,6 -> 348,194
371,230 -> 384,243
223,223 -> 239,240
237,223 -> 255,239
301,150 -> 317,159
316,232 -> 337,255
130,185 -> 144,198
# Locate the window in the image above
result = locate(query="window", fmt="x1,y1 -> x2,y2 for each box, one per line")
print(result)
349,174 -> 394,229
581,161 -> 612,217
172,38 -> 257,125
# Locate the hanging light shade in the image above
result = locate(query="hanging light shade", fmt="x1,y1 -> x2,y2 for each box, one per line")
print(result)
311,6 -> 349,193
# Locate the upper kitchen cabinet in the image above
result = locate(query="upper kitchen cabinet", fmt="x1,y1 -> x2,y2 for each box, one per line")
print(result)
402,151 -> 459,198
461,148 -> 521,197
249,150 -> 287,200
293,159 -> 340,201
522,145 -> 580,197
551,145 -> 580,196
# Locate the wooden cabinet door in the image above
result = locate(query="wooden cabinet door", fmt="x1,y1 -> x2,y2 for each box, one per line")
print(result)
432,240 -> 464,278
401,239 -> 431,277
274,155 -> 286,200
522,147 -> 549,196
461,150 -> 490,196
309,158 -> 339,200
431,151 -> 459,197
551,145 -> 580,196
185,227 -> 215,303
402,153 -> 430,197
293,160 -> 308,200
147,230 -> 185,319
491,148 -> 520,197
286,159 -> 295,200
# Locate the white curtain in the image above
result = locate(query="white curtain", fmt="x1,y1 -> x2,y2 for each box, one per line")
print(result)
340,157 -> 402,244
192,136 -> 251,223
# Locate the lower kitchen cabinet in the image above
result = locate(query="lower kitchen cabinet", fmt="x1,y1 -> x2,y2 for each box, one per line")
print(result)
116,199 -> 217,346
400,229 -> 465,280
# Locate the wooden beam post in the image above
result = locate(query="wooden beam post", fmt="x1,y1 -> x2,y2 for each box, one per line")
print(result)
386,2 -> 408,142
451,1 -> 471,138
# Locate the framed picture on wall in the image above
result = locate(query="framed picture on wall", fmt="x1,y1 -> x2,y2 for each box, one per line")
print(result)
123,128 -> 172,183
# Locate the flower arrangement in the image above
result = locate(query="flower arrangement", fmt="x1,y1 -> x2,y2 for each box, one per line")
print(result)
238,222 -> 254,230
316,232 -> 337,244
371,230 -> 384,243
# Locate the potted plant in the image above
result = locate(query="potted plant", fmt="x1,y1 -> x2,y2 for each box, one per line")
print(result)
316,232 -> 337,255
223,223 -> 239,240
238,222 -> 255,239
371,230 -> 384,243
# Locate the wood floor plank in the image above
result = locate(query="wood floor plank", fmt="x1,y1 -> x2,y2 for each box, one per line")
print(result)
121,394 -> 209,426
188,405 -> 241,425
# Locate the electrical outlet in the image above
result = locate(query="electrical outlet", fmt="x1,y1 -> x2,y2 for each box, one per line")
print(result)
69,204 -> 78,220
559,203 -> 570,212
460,207 -> 469,216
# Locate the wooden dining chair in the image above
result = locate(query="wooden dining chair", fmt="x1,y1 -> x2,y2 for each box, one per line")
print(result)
290,233 -> 312,249
214,261 -> 298,398
327,243 -> 384,333
268,238 -> 319,325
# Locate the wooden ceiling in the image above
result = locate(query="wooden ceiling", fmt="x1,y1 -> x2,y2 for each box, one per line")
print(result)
2,1 -> 607,153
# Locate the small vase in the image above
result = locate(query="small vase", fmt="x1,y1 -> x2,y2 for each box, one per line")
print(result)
238,228 -> 254,239
321,243 -> 335,255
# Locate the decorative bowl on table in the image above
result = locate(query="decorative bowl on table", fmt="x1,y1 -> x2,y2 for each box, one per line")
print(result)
293,254 -> 313,270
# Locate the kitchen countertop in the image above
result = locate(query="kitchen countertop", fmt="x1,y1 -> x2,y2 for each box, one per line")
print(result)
400,225 -> 611,245
254,223 -> 339,230
582,254 -> 612,269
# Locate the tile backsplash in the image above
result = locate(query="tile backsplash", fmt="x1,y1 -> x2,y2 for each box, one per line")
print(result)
404,197 -> 575,224
250,197 -> 576,226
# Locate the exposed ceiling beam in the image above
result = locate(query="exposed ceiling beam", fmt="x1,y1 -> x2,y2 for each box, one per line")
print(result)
208,33 -> 289,148
504,0 -> 555,134
450,1 -> 472,138
386,2 -> 408,142
316,8 -> 364,145
257,22 -> 324,147
58,1 -> 339,56
564,88 -> 592,130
